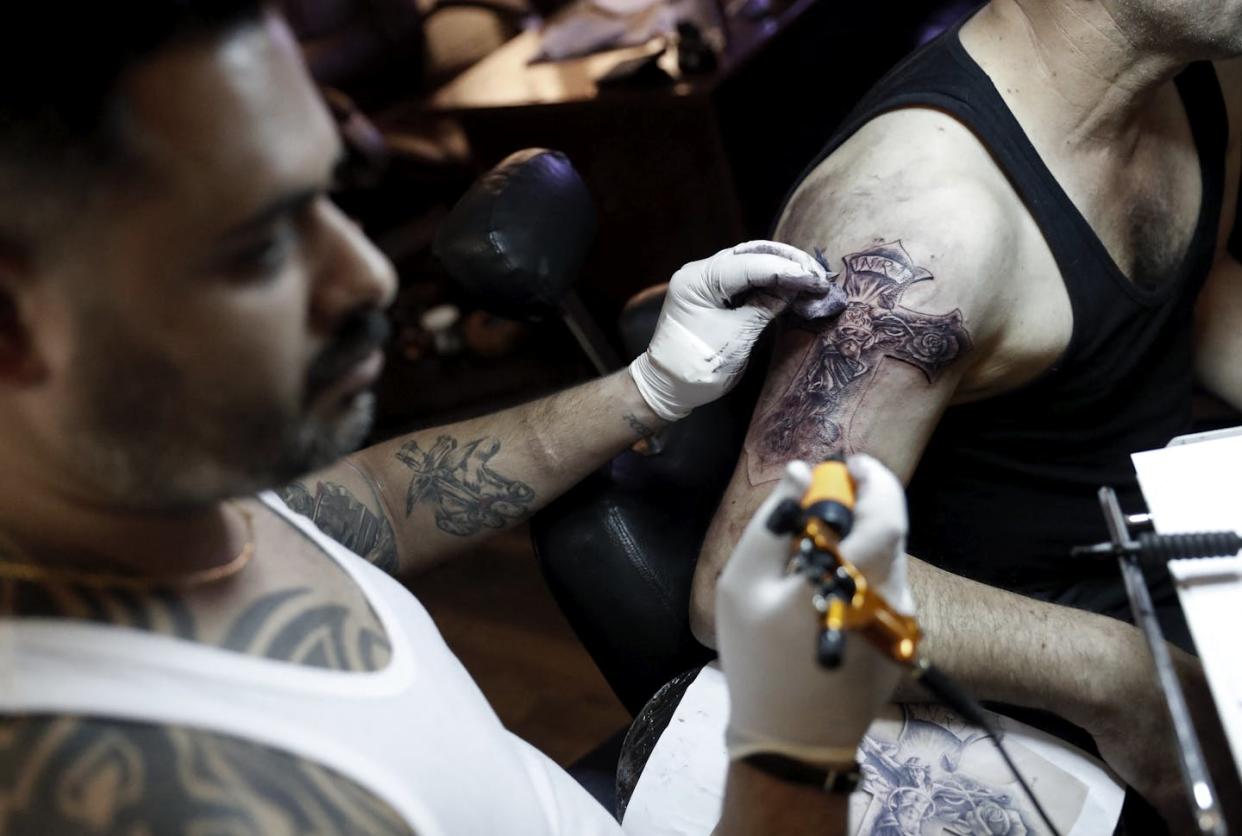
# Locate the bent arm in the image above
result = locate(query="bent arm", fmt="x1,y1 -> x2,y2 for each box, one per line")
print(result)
282,241 -> 831,577
282,368 -> 667,577
691,136 -> 1011,644
690,129 -> 1146,732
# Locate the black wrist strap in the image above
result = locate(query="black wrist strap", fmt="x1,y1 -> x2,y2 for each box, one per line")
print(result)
740,753 -> 861,793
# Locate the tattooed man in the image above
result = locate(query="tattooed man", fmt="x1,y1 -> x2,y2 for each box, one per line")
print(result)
690,0 -> 1242,829
0,3 -> 913,834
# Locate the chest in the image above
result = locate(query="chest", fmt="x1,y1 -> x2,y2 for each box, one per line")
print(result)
961,100 -> 1217,401
1068,133 -> 1204,292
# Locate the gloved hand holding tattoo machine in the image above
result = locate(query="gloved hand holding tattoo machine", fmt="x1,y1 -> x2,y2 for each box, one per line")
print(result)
716,455 -> 911,772
718,455 -> 1060,833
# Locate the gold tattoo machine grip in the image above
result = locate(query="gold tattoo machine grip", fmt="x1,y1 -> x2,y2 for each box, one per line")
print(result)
767,459 -> 922,669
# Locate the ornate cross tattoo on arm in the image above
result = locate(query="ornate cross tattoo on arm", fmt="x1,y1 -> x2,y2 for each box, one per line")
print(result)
752,241 -> 972,475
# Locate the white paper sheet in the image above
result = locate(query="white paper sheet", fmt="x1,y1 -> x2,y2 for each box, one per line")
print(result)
1132,431 -> 1242,773
622,666 -> 1124,835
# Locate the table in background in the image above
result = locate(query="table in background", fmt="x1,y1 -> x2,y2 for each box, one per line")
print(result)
382,0 -> 934,318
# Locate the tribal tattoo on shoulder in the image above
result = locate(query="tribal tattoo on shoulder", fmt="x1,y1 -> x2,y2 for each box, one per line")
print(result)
0,578 -> 393,673
395,436 -> 535,537
0,716 -> 413,835
751,241 -> 972,476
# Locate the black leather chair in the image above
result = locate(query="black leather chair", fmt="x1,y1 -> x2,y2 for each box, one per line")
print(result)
434,148 -> 621,374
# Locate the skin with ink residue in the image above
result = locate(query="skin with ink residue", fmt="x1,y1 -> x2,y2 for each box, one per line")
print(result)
750,241 -> 972,482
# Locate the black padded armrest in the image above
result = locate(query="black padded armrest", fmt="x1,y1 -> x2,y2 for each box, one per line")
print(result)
433,148 -> 597,321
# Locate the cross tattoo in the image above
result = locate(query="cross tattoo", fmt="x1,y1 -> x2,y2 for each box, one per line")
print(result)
753,241 -> 972,474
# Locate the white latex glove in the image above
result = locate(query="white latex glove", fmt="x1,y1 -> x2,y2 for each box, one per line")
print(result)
629,241 -> 845,421
717,454 -> 913,767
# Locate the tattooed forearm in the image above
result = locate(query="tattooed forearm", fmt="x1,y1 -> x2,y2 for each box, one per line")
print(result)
752,241 -> 971,474
278,480 -> 398,575
394,435 -> 536,537
0,716 -> 413,835
623,413 -> 657,439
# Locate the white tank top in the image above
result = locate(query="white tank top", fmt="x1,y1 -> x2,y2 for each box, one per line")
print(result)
0,493 -> 625,836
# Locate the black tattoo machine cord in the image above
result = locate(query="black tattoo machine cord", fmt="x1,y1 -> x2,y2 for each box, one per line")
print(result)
768,460 -> 1062,836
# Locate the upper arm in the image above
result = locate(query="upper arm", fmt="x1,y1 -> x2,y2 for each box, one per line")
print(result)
0,715 -> 413,835
690,113 -> 1021,642
752,115 -> 1018,482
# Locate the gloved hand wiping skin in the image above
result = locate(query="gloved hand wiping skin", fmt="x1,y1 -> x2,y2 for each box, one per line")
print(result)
630,240 -> 846,422
717,455 -> 911,767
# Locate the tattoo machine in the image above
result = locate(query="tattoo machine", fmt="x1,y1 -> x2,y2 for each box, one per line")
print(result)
1071,487 -> 1239,836
767,458 -> 1062,836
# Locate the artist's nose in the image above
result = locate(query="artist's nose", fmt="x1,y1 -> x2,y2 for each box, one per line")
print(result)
309,199 -> 397,332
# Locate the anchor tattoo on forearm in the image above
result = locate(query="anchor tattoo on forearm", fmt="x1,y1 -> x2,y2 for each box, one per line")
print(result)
751,241 -> 972,475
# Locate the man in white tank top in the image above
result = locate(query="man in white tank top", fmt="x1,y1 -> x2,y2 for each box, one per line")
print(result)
0,3 -> 913,834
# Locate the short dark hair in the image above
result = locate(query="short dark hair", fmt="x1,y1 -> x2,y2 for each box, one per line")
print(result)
0,2 -> 267,251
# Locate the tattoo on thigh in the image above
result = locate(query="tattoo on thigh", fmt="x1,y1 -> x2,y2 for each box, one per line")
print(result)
279,480 -> 398,574
395,436 -> 536,537
751,241 -> 971,476
0,716 -> 413,835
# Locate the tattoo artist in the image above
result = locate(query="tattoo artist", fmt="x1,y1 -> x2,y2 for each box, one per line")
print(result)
0,4 -> 907,832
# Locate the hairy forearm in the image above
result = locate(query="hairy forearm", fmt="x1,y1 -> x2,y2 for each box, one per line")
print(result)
710,762 -> 848,836
698,525 -> 1139,734
893,556 -> 1222,820
343,370 -> 666,575
894,556 -> 1135,729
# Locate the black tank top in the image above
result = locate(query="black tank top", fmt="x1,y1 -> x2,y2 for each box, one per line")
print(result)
786,24 -> 1228,625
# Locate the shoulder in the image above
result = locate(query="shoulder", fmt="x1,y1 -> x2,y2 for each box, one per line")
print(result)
0,714 -> 414,835
777,108 -> 1025,339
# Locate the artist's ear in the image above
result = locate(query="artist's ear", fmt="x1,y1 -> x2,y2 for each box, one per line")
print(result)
0,248 -> 48,386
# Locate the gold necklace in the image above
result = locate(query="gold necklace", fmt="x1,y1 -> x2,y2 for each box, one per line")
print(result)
0,504 -> 256,591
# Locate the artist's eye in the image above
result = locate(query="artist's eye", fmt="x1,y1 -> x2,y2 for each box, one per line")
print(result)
224,224 -> 295,281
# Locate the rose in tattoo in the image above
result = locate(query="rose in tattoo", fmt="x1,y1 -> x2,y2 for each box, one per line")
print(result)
905,317 -> 966,366
971,800 -> 1023,835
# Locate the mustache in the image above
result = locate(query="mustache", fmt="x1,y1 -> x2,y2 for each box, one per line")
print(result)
305,307 -> 392,403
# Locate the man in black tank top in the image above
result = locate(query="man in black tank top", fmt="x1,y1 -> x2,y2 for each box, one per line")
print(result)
692,0 -> 1242,828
